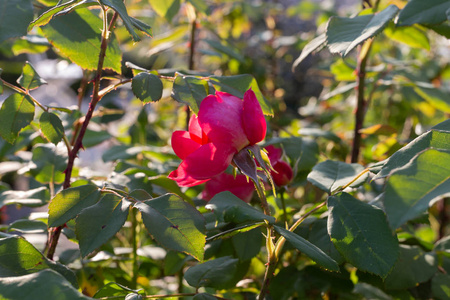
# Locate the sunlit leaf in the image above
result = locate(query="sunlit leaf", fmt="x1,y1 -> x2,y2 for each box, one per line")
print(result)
172,73 -> 209,114
383,149 -> 450,229
397,0 -> 450,26
148,0 -> 181,22
41,8 -> 122,72
48,184 -> 102,227
131,72 -> 163,103
384,23 -> 430,50
307,160 -> 367,194
17,62 -> 47,91
40,112 -> 65,145
205,191 -> 275,225
0,93 -> 35,144
0,187 -> 49,208
327,193 -> 399,278
292,33 -> 326,69
184,256 -> 239,289
100,0 -> 143,42
0,0 -> 34,43
29,0 -> 88,30
29,144 -> 67,184
135,193 -> 206,261
8,219 -> 47,233
326,5 -> 399,56
274,225 -> 340,271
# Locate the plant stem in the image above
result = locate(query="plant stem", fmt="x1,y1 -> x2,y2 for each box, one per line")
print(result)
46,10 -> 119,260
185,17 -> 197,130
279,189 -> 287,224
351,40 -> 373,163
131,208 -> 139,289
1,79 -> 47,111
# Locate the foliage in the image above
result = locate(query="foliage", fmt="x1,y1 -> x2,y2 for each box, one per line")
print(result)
0,0 -> 449,299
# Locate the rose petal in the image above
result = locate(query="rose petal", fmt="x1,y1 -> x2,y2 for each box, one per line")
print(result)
172,131 -> 202,160
188,115 -> 208,145
202,173 -> 254,202
271,161 -> 294,186
168,142 -> 237,187
198,94 -> 249,151
265,145 -> 283,164
242,89 -> 266,145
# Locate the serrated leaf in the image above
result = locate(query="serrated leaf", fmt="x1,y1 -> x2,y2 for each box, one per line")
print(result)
17,62 -> 47,91
76,194 -> 132,257
8,219 -> 47,233
274,225 -> 339,271
48,184 -> 101,227
377,126 -> 450,178
100,0 -> 142,42
307,160 -> 367,194
94,282 -> 143,298
149,0 -> 181,22
397,0 -> 450,26
171,74 -> 209,114
131,72 -> 163,103
40,111 -> 65,145
0,236 -> 78,287
12,35 -> 51,56
383,149 -> 450,229
184,256 -> 239,289
205,191 -> 276,224
0,187 -> 49,208
130,17 -> 152,37
0,269 -> 89,300
327,193 -> 399,278
29,143 -> 67,184
384,23 -> 430,50
326,5 -> 399,56
209,75 -> 273,116
292,33 -> 326,68
0,0 -> 34,43
135,193 -> 206,261
41,8 -> 122,73
29,0 -> 85,30
0,93 -> 35,144
384,245 -> 437,289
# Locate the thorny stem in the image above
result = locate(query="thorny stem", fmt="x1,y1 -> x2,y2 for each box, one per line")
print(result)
46,9 -> 119,260
351,40 -> 373,163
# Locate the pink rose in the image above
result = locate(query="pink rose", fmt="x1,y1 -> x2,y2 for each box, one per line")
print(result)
169,89 -> 266,187
201,173 -> 255,202
265,145 -> 293,187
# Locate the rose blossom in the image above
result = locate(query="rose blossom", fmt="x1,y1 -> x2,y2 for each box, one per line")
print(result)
201,173 -> 254,202
168,89 -> 266,187
265,145 -> 293,187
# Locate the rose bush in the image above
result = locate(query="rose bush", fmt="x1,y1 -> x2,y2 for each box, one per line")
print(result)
265,145 -> 293,187
168,89 -> 266,186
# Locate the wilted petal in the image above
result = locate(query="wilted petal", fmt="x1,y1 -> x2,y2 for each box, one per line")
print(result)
242,89 -> 266,145
168,142 -> 236,187
199,93 -> 248,151
171,131 -> 201,160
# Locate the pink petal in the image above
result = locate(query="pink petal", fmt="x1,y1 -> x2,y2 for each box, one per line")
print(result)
198,94 -> 249,151
171,131 -> 202,160
265,145 -> 283,164
202,173 -> 254,202
242,89 -> 266,145
271,161 -> 294,186
168,142 -> 237,187
188,115 -> 208,145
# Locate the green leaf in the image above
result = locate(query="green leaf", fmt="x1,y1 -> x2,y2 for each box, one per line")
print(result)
0,93 -> 35,144
29,144 -> 67,184
205,191 -> 276,224
377,127 -> 450,178
41,8 -> 122,73
327,193 -> 399,278
231,228 -> 263,261
0,236 -> 78,287
186,0 -> 209,14
273,225 -> 339,271
17,62 -> 47,91
12,35 -> 51,56
8,219 -> 47,233
432,273 -> 450,300
164,251 -> 191,275
0,187 -> 49,209
131,72 -> 163,103
100,0 -> 142,42
383,149 -> 450,229
326,5 -> 399,56
94,282 -> 143,298
148,0 -> 181,22
172,74 -> 209,114
82,129 -> 111,148
40,112 -> 65,145
292,33 -> 326,69
384,245 -> 437,289
0,269 -> 90,300
184,256 -> 239,289
29,0 -> 87,30
135,193 -> 206,261
0,0 -> 34,43
303,219 -> 344,264
48,184 -> 102,227
0,68 -> 3,94
397,0 -> 450,26
76,194 -> 132,257
130,17 -> 152,37
204,39 -> 245,63
307,160 -> 367,194
209,75 -> 273,116
414,86 -> 450,113
384,23 -> 430,50
193,293 -> 217,300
